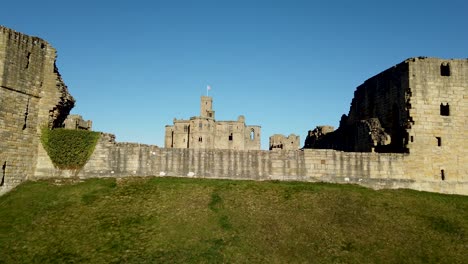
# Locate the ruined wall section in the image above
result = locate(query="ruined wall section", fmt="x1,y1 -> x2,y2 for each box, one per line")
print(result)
213,120 -> 240,150
64,114 -> 92,130
270,134 -> 300,150
305,60 -> 412,152
346,61 -> 410,152
0,26 -> 74,195
404,58 -> 468,184
33,133 -> 467,195
243,125 -> 261,150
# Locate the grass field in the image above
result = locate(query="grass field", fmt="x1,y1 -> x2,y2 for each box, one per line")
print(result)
0,177 -> 467,263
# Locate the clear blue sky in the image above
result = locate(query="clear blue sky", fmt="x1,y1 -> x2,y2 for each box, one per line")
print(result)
2,0 -> 467,149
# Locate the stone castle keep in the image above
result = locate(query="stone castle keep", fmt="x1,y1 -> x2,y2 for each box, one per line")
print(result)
1,26 -> 467,195
165,96 -> 261,150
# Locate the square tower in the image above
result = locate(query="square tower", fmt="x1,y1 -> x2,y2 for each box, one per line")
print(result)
200,96 -> 215,119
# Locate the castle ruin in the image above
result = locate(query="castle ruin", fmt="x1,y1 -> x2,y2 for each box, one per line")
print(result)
269,134 -> 300,150
63,114 -> 92,130
164,96 -> 261,150
0,26 -> 466,196
304,57 -> 467,183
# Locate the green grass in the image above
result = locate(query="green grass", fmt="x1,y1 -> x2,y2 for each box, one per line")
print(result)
0,177 -> 467,263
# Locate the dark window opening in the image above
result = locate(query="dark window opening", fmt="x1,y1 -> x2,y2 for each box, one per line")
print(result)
440,103 -> 450,116
440,63 -> 450,76
250,129 -> 255,140
171,131 -> 174,148
229,133 -> 233,141
199,137 -> 202,142
1,161 -> 6,187
441,170 -> 445,181
208,113 -> 212,117
436,137 -> 442,146
25,52 -> 31,69
23,98 -> 30,130
410,136 -> 414,142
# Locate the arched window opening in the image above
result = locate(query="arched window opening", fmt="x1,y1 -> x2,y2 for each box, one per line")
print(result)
250,129 -> 255,141
229,133 -> 233,141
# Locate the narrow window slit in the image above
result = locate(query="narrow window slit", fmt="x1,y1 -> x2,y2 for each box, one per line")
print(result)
23,98 -> 30,130
441,170 -> 445,181
25,52 -> 31,69
1,162 -> 6,187
436,137 -> 442,146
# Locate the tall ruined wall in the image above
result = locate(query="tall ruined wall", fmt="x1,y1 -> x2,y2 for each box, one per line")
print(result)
0,26 -> 74,195
33,134 -> 467,195
326,61 -> 409,152
347,61 -> 410,140
404,58 -> 468,184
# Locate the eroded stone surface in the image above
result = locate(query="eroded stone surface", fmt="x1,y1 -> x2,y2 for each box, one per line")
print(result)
0,25 -> 74,194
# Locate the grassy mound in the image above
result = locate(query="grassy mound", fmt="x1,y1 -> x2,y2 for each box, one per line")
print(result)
0,177 -> 466,263
41,128 -> 100,170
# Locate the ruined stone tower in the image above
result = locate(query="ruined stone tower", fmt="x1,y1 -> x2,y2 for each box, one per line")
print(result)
200,96 -> 215,119
305,57 -> 468,184
0,26 -> 75,195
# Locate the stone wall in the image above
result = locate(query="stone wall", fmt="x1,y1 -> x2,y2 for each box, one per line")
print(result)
0,26 -> 74,195
404,58 -> 468,185
33,133 -> 468,195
